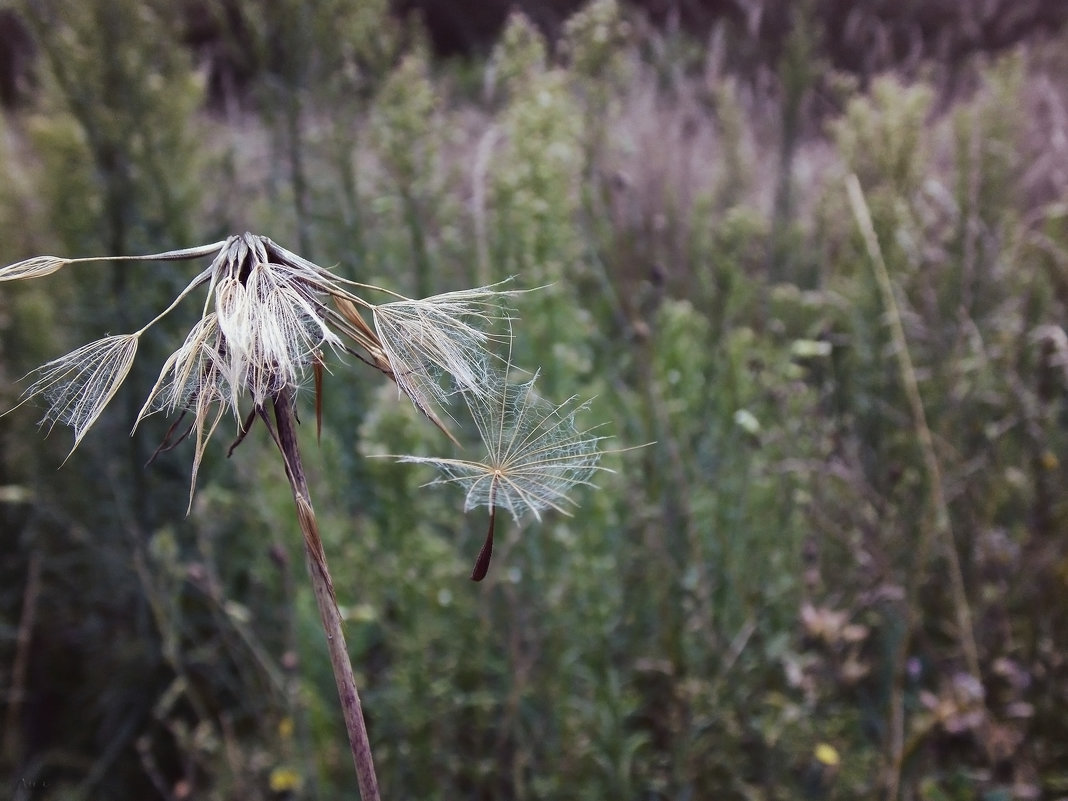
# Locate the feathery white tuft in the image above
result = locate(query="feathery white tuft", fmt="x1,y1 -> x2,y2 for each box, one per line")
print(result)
371,286 -> 513,413
21,334 -> 141,453
392,371 -> 609,522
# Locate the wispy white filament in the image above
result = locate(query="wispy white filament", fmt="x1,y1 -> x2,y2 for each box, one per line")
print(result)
372,285 -> 514,412
21,334 -> 140,453
391,371 -> 609,522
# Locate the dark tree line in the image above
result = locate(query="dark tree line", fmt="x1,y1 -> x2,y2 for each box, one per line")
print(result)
2,1 -> 1067,110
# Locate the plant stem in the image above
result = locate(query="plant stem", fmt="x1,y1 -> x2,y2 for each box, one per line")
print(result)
270,390 -> 381,801
2,550 -> 40,770
846,174 -> 982,801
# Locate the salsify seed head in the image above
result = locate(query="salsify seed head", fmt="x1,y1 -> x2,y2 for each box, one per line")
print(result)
0,233 -> 518,494
371,285 -> 515,413
389,370 -> 610,523
24,333 -> 141,454
2,233 -> 617,578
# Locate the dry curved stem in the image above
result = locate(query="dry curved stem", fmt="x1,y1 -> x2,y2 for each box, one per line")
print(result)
269,390 -> 381,801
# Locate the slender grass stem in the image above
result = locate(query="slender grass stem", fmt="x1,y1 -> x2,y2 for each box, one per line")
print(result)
270,390 -> 381,801
847,174 -> 982,801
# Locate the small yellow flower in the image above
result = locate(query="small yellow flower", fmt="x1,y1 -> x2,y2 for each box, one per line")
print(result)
815,742 -> 841,767
277,716 -> 295,740
269,766 -> 302,793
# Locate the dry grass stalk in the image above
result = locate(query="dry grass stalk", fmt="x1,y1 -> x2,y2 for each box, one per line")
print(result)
846,174 -> 982,801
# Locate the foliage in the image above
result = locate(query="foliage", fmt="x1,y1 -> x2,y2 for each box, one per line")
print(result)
2,2 -> 1068,800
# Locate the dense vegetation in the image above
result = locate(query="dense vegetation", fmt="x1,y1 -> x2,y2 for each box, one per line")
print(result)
2,1 -> 1067,799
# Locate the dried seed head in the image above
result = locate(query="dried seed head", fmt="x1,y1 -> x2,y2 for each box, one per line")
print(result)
0,255 -> 70,282
371,285 -> 515,413
390,370 -> 609,522
0,234 -> 525,505
21,334 -> 141,454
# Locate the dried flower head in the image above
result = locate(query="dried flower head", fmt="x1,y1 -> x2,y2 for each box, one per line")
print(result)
395,373 -> 607,520
385,365 -> 611,579
2,232 -> 616,578
1,230 -> 618,798
371,288 -> 513,413
1,233 -> 511,498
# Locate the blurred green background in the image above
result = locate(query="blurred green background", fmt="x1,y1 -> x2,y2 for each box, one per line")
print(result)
1,1 -> 1067,798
